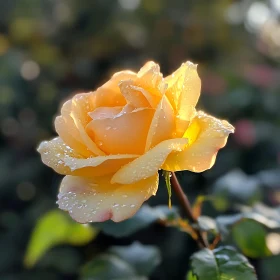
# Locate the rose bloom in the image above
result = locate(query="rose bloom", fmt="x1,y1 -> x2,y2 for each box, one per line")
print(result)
38,61 -> 234,223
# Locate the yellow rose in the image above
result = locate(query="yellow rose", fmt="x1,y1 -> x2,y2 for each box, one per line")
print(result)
38,61 -> 234,223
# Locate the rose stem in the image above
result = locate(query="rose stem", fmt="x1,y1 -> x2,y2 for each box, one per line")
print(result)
170,172 -> 208,248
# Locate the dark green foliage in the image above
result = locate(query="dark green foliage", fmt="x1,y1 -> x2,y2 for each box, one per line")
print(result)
190,247 -> 257,280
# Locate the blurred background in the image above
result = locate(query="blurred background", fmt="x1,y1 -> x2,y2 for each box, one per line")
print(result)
1,0 -> 280,279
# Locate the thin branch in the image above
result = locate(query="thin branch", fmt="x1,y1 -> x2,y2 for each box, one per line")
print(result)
170,172 -> 209,248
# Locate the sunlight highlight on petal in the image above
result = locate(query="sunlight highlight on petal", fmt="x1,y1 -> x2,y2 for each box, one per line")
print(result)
165,61 -> 201,137
112,138 -> 188,184
162,111 -> 234,172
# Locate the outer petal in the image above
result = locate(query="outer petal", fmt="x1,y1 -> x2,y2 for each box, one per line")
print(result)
57,173 -> 159,223
111,138 -> 188,184
92,71 -> 136,108
87,108 -> 155,154
162,111 -> 235,172
71,92 -> 95,127
37,137 -> 139,177
55,101 -> 92,158
55,94 -> 105,157
145,94 -> 176,151
165,61 -> 201,137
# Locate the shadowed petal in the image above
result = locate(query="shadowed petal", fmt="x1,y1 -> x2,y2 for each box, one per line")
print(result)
87,108 -> 155,154
111,138 -> 188,184
162,111 -> 234,172
57,173 -> 159,223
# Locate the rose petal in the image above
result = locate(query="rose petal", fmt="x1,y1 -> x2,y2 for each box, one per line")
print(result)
162,111 -> 234,172
87,108 -> 155,154
71,92 -> 95,126
71,110 -> 105,156
130,85 -> 160,108
55,94 -> 104,156
37,137 -> 139,177
145,95 -> 176,151
111,138 -> 188,184
119,80 -> 151,108
55,101 -> 92,158
92,71 -> 136,108
57,173 -> 159,223
88,107 -> 123,120
137,61 -> 165,93
55,115 -> 92,158
165,61 -> 201,137
135,61 -> 166,108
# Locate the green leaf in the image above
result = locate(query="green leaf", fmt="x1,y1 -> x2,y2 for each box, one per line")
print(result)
24,210 -> 99,268
232,219 -> 272,258
190,246 -> 257,280
216,203 -> 280,239
186,271 -> 198,280
108,242 -> 161,276
66,223 -> 96,246
96,205 -> 178,238
163,170 -> 172,208
80,254 -> 136,280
